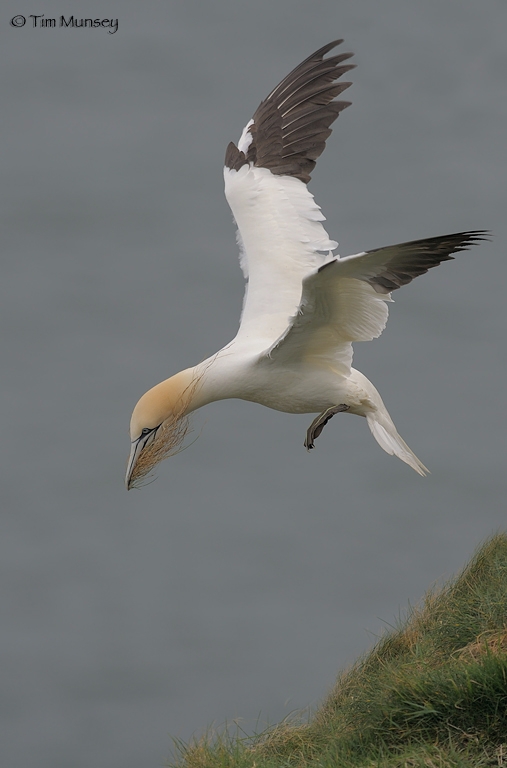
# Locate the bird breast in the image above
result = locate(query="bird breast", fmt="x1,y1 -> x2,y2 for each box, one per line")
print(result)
195,352 -> 366,416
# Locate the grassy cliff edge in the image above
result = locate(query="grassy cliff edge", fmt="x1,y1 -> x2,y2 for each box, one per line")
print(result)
171,533 -> 507,768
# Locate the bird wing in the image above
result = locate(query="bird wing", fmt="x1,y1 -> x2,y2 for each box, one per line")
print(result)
223,41 -> 354,351
265,231 -> 488,376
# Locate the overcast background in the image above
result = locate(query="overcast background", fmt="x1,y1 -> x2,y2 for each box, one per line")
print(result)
1,1 -> 506,766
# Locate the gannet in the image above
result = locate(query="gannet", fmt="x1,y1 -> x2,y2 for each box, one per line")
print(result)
126,40 -> 487,489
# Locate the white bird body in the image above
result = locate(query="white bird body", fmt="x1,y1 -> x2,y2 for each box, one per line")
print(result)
125,40 -> 487,489
183,355 -> 366,415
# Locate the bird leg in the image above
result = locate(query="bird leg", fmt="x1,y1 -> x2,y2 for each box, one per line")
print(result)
304,404 -> 350,450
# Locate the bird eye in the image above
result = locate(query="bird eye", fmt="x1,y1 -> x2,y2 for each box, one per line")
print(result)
141,428 -> 151,436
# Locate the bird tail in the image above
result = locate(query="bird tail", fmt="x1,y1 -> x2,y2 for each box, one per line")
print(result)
360,377 -> 428,476
366,412 -> 428,476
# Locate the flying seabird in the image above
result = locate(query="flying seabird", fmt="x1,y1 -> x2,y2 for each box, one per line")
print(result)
126,40 -> 487,489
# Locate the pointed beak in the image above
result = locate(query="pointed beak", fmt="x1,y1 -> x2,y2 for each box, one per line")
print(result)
125,438 -> 144,490
125,426 -> 160,490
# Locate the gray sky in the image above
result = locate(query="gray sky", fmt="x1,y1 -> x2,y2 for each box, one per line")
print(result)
1,1 -> 506,767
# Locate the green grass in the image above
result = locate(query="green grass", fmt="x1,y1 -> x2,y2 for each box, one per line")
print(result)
169,533 -> 507,768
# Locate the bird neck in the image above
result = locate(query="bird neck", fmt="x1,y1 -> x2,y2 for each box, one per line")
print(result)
142,353 -> 228,426
155,367 -> 201,419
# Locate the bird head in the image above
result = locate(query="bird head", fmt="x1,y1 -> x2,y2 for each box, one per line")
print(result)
126,369 -> 196,489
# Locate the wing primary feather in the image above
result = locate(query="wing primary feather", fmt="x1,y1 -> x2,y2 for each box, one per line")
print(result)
328,230 -> 491,293
355,230 -> 490,294
224,40 -> 354,184
264,40 -> 346,101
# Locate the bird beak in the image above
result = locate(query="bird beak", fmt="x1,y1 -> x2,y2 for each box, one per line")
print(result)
125,427 -> 160,490
125,439 -> 143,490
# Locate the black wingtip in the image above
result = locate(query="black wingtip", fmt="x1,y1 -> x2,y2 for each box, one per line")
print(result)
442,230 -> 492,251
228,40 -> 355,183
463,229 -> 492,242
360,229 -> 492,295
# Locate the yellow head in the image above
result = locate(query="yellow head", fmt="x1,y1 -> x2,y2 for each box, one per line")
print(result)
126,369 -> 197,489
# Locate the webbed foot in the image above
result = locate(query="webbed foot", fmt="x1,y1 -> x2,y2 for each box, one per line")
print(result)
304,404 -> 350,450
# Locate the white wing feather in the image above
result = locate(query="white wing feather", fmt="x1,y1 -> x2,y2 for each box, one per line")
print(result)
224,164 -> 337,351
267,266 -> 391,377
